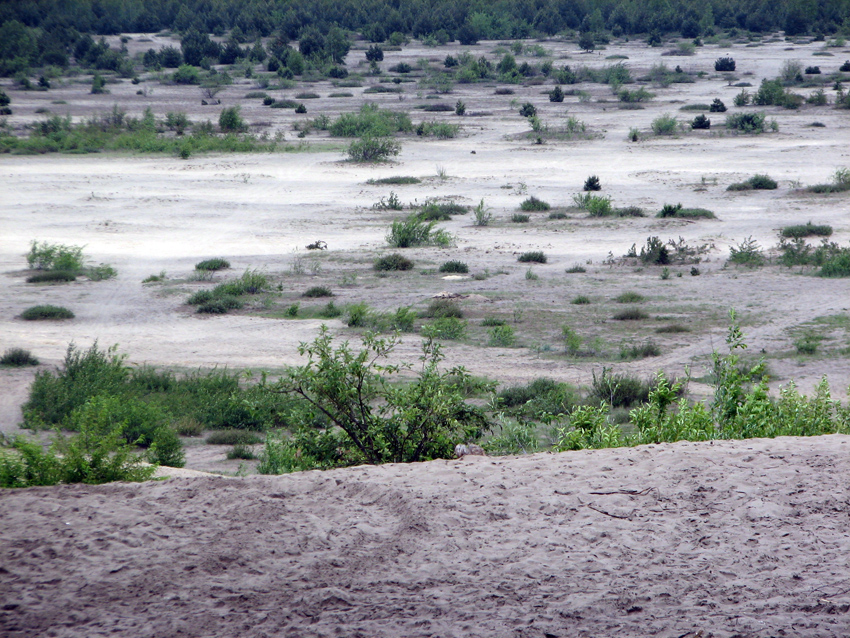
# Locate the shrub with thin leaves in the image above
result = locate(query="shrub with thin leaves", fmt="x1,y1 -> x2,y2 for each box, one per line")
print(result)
21,305 -> 74,320
520,196 -> 550,211
1,348 -> 39,367
374,253 -> 414,271
439,260 -> 468,273
518,251 -> 547,263
347,136 -> 401,162
386,216 -> 453,248
195,258 -> 230,271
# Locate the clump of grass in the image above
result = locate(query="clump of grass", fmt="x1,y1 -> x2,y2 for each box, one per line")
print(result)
565,264 -> 586,273
303,286 -> 334,297
520,196 -> 550,211
424,299 -> 463,319
806,168 -> 850,194
26,271 -> 77,283
614,206 -> 646,217
615,292 -> 645,303
487,325 -> 516,347
727,174 -> 778,191
197,296 -> 243,314
651,113 -> 679,135
21,305 -> 74,320
571,295 -> 591,305
417,201 -> 467,220
656,324 -> 690,333
511,213 -> 530,223
613,308 -> 648,321
206,430 -> 263,445
518,251 -> 547,263
386,215 -> 453,248
421,317 -> 466,340
1,348 -> 39,367
142,271 -> 167,283
481,317 -> 506,326
728,237 -> 766,267
439,260 -> 468,274
657,203 -> 715,219
589,369 -> 664,408
195,258 -> 230,271
548,211 -> 568,220
780,222 -> 833,239
620,341 -> 661,360
374,253 -> 414,271
227,444 -> 257,460
366,176 -> 421,185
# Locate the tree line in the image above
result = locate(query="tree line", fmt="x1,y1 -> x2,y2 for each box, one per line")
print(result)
1,0 -> 849,76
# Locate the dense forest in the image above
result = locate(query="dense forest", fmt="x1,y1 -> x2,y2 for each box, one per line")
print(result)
2,0 -> 849,46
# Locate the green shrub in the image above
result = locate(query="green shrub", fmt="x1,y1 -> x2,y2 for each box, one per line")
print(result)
187,290 -> 214,305
620,341 -> 661,360
586,195 -> 613,217
571,295 -> 591,305
26,241 -> 85,272
439,260 -> 468,273
303,286 -> 334,297
819,253 -> 850,278
613,308 -> 648,320
518,251 -> 547,263
21,305 -> 74,320
520,196 -> 550,211
345,302 -> 371,327
415,121 -> 460,139
195,258 -> 230,271
319,301 -> 343,318
614,206 -> 646,217
549,211 -> 568,220
386,216 -> 452,248
425,299 -> 463,319
511,213 -> 530,223
657,203 -> 715,219
487,325 -> 516,347
589,368 -> 660,408
519,103 -> 536,117
727,174 -> 778,191
418,201 -> 467,220
227,444 -> 257,460
26,270 -> 77,283
496,378 -> 578,417
651,113 -> 678,135
1,348 -> 39,367
709,98 -> 727,112
616,291 -> 645,303
806,168 -> 850,194
656,324 -> 690,333
481,317 -> 506,326
728,237 -> 765,267
691,114 -> 711,129
374,253 -> 414,271
329,104 -> 413,137
421,317 -> 467,340
583,175 -> 601,191
219,106 -> 246,132
780,222 -> 833,239
197,296 -> 243,313
0,428 -> 155,488
347,136 -> 401,162
618,87 -> 655,103
715,56 -> 736,72
367,176 -> 421,185
565,264 -> 586,273
725,111 -> 769,133
206,430 -> 263,445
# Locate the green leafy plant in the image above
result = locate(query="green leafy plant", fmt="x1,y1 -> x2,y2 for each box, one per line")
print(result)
347,136 -> 401,162
651,113 -> 678,135
21,305 -> 74,320
517,251 -> 547,263
728,237 -> 766,267
261,329 -> 489,470
520,196 -> 550,211
1,348 -> 39,367
488,325 -> 516,347
195,258 -> 230,271
303,286 -> 334,297
374,253 -> 414,271
472,199 -> 492,226
386,216 -> 452,248
583,175 -> 601,191
727,174 -> 778,191
780,222 -> 832,239
512,213 -> 530,223
439,260 -> 468,273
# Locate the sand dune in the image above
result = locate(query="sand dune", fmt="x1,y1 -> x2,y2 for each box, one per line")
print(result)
3,435 -> 850,637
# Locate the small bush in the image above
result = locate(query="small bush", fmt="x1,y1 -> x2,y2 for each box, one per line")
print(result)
303,286 -> 334,297
727,174 -> 778,191
571,295 -> 591,305
197,296 -> 243,314
616,291 -> 645,303
583,175 -> 601,191
219,106 -> 246,132
26,271 -> 76,283
421,317 -> 466,340
715,56 -> 736,72
620,341 -> 661,360
586,196 -> 613,217
482,317 -> 506,327
656,324 -> 690,333
819,253 -> 850,278
728,237 -> 766,267
206,430 -> 263,445
519,103 -> 537,117
367,176 -> 421,185
26,241 -> 84,272
227,444 -> 257,460
386,216 -> 452,248
565,265 -> 586,273
512,213 -> 530,223
691,114 -> 711,130
651,114 -> 678,135
613,308 -> 648,320
517,251 -> 547,263
520,196 -> 550,211
425,299 -> 463,319
418,201 -> 467,220
657,203 -> 715,219
780,222 -> 833,239
1,348 -> 39,367
195,258 -> 230,271
374,253 -> 414,271
726,111 -> 769,133
21,305 -> 74,320
549,211 -> 568,220
488,325 -> 516,347
347,136 -> 401,162
709,98 -> 727,112
439,261 -> 468,274
589,369 -> 660,408
319,301 -> 343,318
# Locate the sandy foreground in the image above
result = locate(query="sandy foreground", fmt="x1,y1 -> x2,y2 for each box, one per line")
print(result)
2,435 -> 850,637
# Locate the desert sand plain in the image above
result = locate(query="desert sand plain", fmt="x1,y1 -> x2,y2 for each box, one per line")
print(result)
2,35 -> 850,636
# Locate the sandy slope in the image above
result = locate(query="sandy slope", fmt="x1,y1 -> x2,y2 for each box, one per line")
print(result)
3,435 -> 850,637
